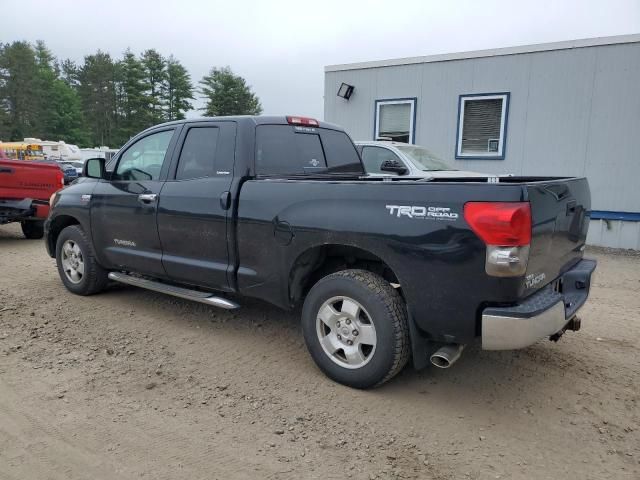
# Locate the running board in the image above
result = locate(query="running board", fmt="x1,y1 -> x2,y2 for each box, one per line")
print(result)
107,272 -> 239,309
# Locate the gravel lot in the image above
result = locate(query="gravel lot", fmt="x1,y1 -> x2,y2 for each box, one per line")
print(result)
1,222 -> 639,480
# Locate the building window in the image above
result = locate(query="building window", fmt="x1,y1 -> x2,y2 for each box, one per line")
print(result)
374,98 -> 416,144
456,93 -> 509,159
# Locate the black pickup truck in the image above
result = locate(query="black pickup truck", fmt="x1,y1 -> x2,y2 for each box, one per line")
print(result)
45,115 -> 596,388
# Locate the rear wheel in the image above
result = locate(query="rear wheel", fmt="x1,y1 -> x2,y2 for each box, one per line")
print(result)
55,225 -> 108,295
20,220 -> 44,239
302,269 -> 410,389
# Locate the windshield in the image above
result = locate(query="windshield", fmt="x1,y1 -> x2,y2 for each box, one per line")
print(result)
395,145 -> 456,171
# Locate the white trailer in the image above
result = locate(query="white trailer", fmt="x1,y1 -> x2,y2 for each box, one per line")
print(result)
26,138 -> 83,162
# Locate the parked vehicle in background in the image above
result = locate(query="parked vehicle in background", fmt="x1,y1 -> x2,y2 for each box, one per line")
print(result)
69,161 -> 84,175
0,155 -> 64,238
80,146 -> 119,163
57,162 -> 80,183
0,141 -> 45,161
31,139 -> 83,162
45,116 -> 596,389
355,141 -> 486,178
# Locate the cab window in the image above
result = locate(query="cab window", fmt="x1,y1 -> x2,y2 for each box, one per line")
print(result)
175,127 -> 220,180
114,130 -> 174,181
255,125 -> 326,175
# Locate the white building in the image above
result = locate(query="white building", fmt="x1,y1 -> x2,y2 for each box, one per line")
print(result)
324,34 -> 640,249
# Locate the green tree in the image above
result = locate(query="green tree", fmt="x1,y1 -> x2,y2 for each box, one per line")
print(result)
199,66 -> 262,116
163,55 -> 193,121
46,79 -> 90,145
0,41 -> 39,140
59,59 -> 80,87
78,51 -> 118,146
34,40 -> 56,74
118,49 -> 150,141
33,40 -> 61,139
141,49 -> 166,124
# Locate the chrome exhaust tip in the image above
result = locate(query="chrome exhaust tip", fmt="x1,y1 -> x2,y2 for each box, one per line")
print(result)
430,344 -> 465,369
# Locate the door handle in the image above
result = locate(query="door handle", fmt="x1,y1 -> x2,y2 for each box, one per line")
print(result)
138,193 -> 157,204
0,167 -> 13,173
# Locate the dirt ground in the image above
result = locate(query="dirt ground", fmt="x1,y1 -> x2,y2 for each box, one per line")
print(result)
0,223 -> 638,480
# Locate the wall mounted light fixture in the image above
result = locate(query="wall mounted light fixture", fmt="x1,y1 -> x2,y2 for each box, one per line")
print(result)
337,82 -> 354,100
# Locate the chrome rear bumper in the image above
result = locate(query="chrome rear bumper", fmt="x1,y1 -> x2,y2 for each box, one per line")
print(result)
481,258 -> 596,350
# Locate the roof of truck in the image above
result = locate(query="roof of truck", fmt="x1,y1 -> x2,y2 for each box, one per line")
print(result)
146,115 -> 342,132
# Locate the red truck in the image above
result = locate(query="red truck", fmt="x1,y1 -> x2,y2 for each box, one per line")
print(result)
0,150 -> 64,238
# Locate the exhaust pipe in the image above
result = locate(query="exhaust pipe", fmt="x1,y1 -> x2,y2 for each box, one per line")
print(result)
430,344 -> 465,369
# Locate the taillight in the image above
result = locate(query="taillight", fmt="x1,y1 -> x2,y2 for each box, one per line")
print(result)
286,116 -> 319,127
57,171 -> 64,188
464,202 -> 532,277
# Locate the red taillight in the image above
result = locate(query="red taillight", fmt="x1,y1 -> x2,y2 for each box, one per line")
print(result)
58,171 -> 64,187
286,116 -> 319,127
464,202 -> 531,246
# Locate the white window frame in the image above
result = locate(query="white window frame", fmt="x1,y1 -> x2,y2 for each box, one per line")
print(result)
374,98 -> 416,144
456,93 -> 509,160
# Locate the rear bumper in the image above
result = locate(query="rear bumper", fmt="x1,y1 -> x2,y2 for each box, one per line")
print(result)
481,258 -> 596,350
0,198 -> 34,224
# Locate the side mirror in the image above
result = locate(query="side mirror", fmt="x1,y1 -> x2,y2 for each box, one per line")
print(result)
380,159 -> 408,175
83,157 -> 105,179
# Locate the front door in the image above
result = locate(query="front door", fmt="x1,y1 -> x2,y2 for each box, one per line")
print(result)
91,128 -> 178,276
157,121 -> 237,290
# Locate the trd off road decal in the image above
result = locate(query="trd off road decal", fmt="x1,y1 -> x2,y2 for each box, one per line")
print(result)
385,205 -> 459,221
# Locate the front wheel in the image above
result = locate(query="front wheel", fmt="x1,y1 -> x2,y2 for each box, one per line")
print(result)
21,220 -> 44,239
302,269 -> 410,389
55,225 -> 109,295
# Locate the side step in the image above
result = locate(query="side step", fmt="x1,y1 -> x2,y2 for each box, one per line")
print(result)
108,272 -> 239,310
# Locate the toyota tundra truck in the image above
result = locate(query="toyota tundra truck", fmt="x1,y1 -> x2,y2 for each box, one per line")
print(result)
44,116 -> 596,388
1,152 -> 64,238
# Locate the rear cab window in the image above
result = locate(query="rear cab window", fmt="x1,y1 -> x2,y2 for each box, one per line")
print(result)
255,125 -> 363,176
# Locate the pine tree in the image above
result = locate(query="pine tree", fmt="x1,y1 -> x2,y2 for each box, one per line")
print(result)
199,66 -> 262,117
47,79 -> 90,145
78,51 -> 118,146
118,49 -> 151,141
142,49 -> 166,124
33,40 -> 61,139
163,55 -> 193,121
60,59 -> 80,88
0,41 -> 39,140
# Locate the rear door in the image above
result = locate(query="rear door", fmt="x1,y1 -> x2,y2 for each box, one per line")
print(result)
91,127 -> 179,276
157,121 -> 237,290
525,177 -> 591,291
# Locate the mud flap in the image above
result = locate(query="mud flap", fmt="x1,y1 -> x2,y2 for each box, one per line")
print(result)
407,311 -> 431,370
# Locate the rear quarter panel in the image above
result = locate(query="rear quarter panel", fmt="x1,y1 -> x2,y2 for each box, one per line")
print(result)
236,179 -> 527,344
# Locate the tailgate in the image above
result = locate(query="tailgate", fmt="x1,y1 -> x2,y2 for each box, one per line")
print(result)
524,177 -> 590,294
0,160 -> 62,201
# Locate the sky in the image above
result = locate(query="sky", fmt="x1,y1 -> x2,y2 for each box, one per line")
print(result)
3,0 -> 639,119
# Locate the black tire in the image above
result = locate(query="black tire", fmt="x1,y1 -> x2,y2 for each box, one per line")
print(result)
302,269 -> 410,389
21,220 -> 44,239
55,225 -> 109,295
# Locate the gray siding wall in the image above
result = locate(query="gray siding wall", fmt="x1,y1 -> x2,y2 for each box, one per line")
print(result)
325,42 -> 640,217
